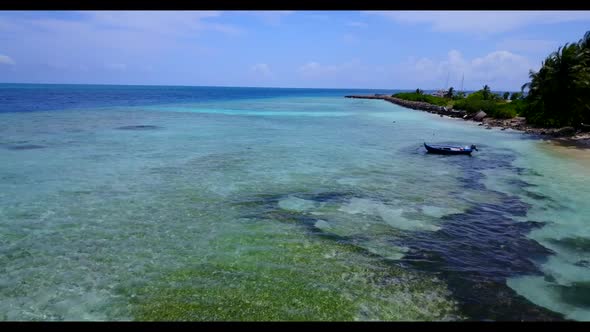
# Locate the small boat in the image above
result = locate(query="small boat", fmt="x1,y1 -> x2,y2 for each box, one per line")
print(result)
424,142 -> 477,155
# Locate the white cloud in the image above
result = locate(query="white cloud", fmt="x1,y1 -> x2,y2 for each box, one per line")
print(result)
0,54 -> 15,65
347,21 -> 368,28
86,11 -> 242,36
303,50 -> 536,90
4,11 -> 242,52
392,49 -> 536,90
0,12 -> 233,76
250,63 -> 273,77
294,60 -> 393,88
364,11 -> 590,35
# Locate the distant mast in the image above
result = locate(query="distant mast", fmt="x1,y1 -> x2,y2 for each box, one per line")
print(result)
460,73 -> 464,93
433,71 -> 451,97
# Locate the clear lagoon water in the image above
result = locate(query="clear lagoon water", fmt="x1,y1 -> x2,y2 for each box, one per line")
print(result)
0,84 -> 589,321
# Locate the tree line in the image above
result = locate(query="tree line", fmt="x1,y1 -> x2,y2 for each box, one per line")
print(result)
520,31 -> 590,128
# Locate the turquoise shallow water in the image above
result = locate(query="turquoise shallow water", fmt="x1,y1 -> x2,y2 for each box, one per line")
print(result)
0,86 -> 589,320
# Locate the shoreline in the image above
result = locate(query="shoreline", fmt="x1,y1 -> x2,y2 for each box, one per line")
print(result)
345,94 -> 590,148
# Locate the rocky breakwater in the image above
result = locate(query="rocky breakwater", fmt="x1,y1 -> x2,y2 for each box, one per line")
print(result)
345,94 -> 590,145
345,95 -> 467,119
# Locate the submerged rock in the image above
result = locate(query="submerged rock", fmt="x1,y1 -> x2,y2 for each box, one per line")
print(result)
278,196 -> 317,212
6,144 -> 46,150
116,125 -> 161,130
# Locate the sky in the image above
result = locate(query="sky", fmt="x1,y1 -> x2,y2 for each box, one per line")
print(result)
1,11 -> 590,91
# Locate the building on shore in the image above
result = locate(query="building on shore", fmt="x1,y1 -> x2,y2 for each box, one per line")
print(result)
431,89 -> 447,97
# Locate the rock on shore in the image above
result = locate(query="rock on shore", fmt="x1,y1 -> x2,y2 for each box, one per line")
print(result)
345,95 -> 467,119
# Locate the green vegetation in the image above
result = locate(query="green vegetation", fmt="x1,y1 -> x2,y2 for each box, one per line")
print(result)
452,88 -> 523,119
392,92 -> 450,107
520,31 -> 590,128
393,31 -> 590,127
510,92 -> 523,101
394,87 -> 522,119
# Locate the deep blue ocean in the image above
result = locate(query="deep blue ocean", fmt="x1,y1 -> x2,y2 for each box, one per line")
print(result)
0,83 -> 398,113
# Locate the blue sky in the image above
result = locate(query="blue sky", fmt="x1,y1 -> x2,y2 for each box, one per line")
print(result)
1,11 -> 590,91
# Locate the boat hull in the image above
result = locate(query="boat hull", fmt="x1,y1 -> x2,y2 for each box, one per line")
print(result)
424,143 -> 473,155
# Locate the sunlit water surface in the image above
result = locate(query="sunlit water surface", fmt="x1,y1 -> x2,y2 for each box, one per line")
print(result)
1,85 -> 588,321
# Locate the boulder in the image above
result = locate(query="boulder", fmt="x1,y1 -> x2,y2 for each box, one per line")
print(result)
552,126 -> 576,137
473,110 -> 487,122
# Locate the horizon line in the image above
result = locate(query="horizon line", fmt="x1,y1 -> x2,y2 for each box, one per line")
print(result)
0,82 -> 518,92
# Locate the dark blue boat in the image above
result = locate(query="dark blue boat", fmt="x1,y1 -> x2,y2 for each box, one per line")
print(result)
424,142 -> 478,155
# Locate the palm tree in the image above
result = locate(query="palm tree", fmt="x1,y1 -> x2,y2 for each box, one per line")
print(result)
445,87 -> 454,99
482,85 -> 491,100
579,30 -> 590,50
415,88 -> 423,95
522,38 -> 590,127
577,31 -> 590,124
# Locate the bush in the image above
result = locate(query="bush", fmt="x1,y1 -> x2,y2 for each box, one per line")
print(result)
453,98 -> 498,114
465,90 -> 485,100
510,92 -> 523,100
392,92 -> 449,106
453,91 -> 466,100
453,92 -> 521,118
494,103 -> 519,118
